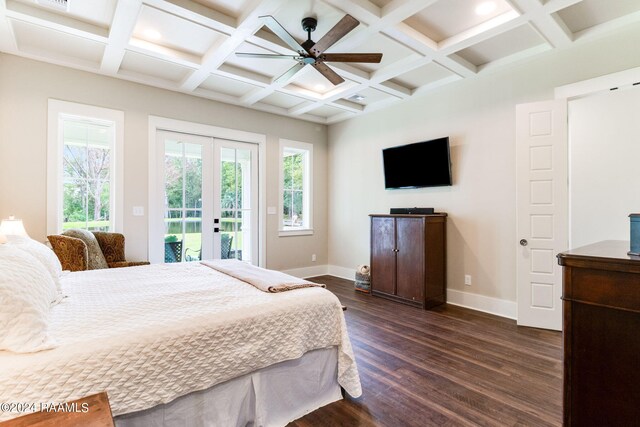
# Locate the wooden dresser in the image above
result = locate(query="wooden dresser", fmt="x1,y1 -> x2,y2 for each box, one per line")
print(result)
370,213 -> 446,309
557,240 -> 640,426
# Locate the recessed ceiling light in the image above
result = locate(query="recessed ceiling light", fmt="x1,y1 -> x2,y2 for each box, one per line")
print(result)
475,1 -> 497,16
143,29 -> 162,41
348,94 -> 366,102
314,84 -> 326,91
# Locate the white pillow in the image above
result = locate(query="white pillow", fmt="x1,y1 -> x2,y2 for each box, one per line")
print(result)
7,235 -> 63,294
0,244 -> 57,353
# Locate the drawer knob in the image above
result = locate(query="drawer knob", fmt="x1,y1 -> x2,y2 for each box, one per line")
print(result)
520,239 -> 528,247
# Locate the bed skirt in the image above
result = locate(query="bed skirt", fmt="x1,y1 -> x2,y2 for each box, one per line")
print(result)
114,347 -> 341,427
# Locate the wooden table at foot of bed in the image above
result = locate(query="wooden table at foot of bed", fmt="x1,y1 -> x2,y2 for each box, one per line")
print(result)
0,392 -> 114,427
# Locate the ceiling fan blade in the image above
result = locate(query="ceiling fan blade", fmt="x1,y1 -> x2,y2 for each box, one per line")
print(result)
274,62 -> 306,84
320,53 -> 382,63
312,62 -> 345,85
236,53 -> 300,60
259,15 -> 305,54
311,14 -> 359,56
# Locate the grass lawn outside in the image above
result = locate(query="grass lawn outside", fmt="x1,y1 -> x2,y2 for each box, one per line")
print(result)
62,220 -> 243,262
166,231 -> 242,261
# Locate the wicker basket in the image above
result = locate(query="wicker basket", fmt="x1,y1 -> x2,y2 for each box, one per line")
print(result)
355,271 -> 371,293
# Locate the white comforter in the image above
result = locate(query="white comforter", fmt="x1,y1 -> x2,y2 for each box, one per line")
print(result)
0,262 -> 361,421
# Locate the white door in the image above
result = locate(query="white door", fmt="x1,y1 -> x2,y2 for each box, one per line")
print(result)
516,100 -> 568,331
151,131 -> 259,264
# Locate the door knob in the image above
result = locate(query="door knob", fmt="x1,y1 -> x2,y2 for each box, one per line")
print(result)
520,239 -> 528,247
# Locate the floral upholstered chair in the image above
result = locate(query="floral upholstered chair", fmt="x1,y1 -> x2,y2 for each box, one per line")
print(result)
48,229 -> 149,272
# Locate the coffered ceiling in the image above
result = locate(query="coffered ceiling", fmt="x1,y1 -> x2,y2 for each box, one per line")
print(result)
1,0 -> 638,124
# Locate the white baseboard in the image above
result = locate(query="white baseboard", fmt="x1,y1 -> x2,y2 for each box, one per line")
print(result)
281,265 -> 358,280
327,265 -> 356,280
281,265 -> 329,279
446,289 -> 517,320
282,265 -> 516,320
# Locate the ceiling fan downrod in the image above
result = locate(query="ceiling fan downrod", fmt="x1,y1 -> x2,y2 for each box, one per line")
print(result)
300,17 -> 317,54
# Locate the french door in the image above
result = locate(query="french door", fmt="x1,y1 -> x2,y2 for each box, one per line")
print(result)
152,130 -> 258,264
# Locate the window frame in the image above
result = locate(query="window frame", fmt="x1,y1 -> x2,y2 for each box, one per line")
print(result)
47,99 -> 124,235
278,139 -> 313,237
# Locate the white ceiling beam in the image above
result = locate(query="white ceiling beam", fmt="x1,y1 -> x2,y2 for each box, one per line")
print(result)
513,0 -> 572,48
411,74 -> 463,97
477,43 -> 552,73
324,0 -> 437,53
369,53 -> 426,83
246,30 -> 295,55
216,63 -> 271,86
4,0 -> 108,42
383,24 -> 477,77
178,0 -> 290,92
321,0 -> 381,25
127,38 -> 201,68
144,0 -> 236,35
374,79 -> 410,98
0,0 -> 18,52
100,0 -> 142,75
326,110 -> 357,124
439,54 -> 478,78
383,23 -> 438,54
438,10 -> 522,54
540,0 -> 583,14
380,0 -> 439,24
331,99 -> 364,112
288,82 -> 365,115
239,64 -> 316,106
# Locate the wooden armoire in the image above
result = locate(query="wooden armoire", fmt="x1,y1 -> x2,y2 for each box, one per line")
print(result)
369,214 -> 447,309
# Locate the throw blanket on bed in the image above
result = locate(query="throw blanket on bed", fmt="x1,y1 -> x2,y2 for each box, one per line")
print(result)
201,259 -> 325,293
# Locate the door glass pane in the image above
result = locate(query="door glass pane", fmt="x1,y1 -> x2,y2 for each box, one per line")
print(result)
164,210 -> 183,263
185,148 -> 202,210
218,146 -> 253,262
220,147 -> 237,210
184,209 -> 202,261
220,209 -> 234,259
165,140 -> 184,209
164,139 -> 202,262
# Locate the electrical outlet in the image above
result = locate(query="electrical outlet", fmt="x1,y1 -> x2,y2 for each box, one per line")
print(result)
311,254 -> 317,262
464,275 -> 472,286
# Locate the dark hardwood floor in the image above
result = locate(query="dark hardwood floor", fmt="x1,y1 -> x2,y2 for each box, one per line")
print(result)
290,275 -> 562,427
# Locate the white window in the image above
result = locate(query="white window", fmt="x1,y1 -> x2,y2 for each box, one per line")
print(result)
279,139 -> 312,236
47,100 -> 123,234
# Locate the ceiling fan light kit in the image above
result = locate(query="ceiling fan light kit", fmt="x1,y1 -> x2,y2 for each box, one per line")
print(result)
236,14 -> 382,86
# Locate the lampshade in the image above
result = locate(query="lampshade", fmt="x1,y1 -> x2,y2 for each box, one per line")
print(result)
0,216 -> 28,237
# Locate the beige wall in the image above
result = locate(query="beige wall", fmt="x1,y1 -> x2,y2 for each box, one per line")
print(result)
327,24 -> 640,302
0,53 -> 328,270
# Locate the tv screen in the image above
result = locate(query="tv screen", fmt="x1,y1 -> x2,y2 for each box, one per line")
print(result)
383,137 -> 452,189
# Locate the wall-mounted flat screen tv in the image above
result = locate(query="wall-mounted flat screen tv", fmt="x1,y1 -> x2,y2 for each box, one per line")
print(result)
383,137 -> 452,189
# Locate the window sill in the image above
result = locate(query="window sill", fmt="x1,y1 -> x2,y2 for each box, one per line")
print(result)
278,228 -> 314,237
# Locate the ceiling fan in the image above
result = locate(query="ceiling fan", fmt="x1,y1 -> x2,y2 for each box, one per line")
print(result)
236,14 -> 382,86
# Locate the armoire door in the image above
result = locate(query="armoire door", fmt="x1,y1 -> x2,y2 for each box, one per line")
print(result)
396,217 -> 425,302
371,216 -> 396,295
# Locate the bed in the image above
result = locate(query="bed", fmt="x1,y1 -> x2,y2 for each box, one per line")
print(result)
0,260 -> 361,426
